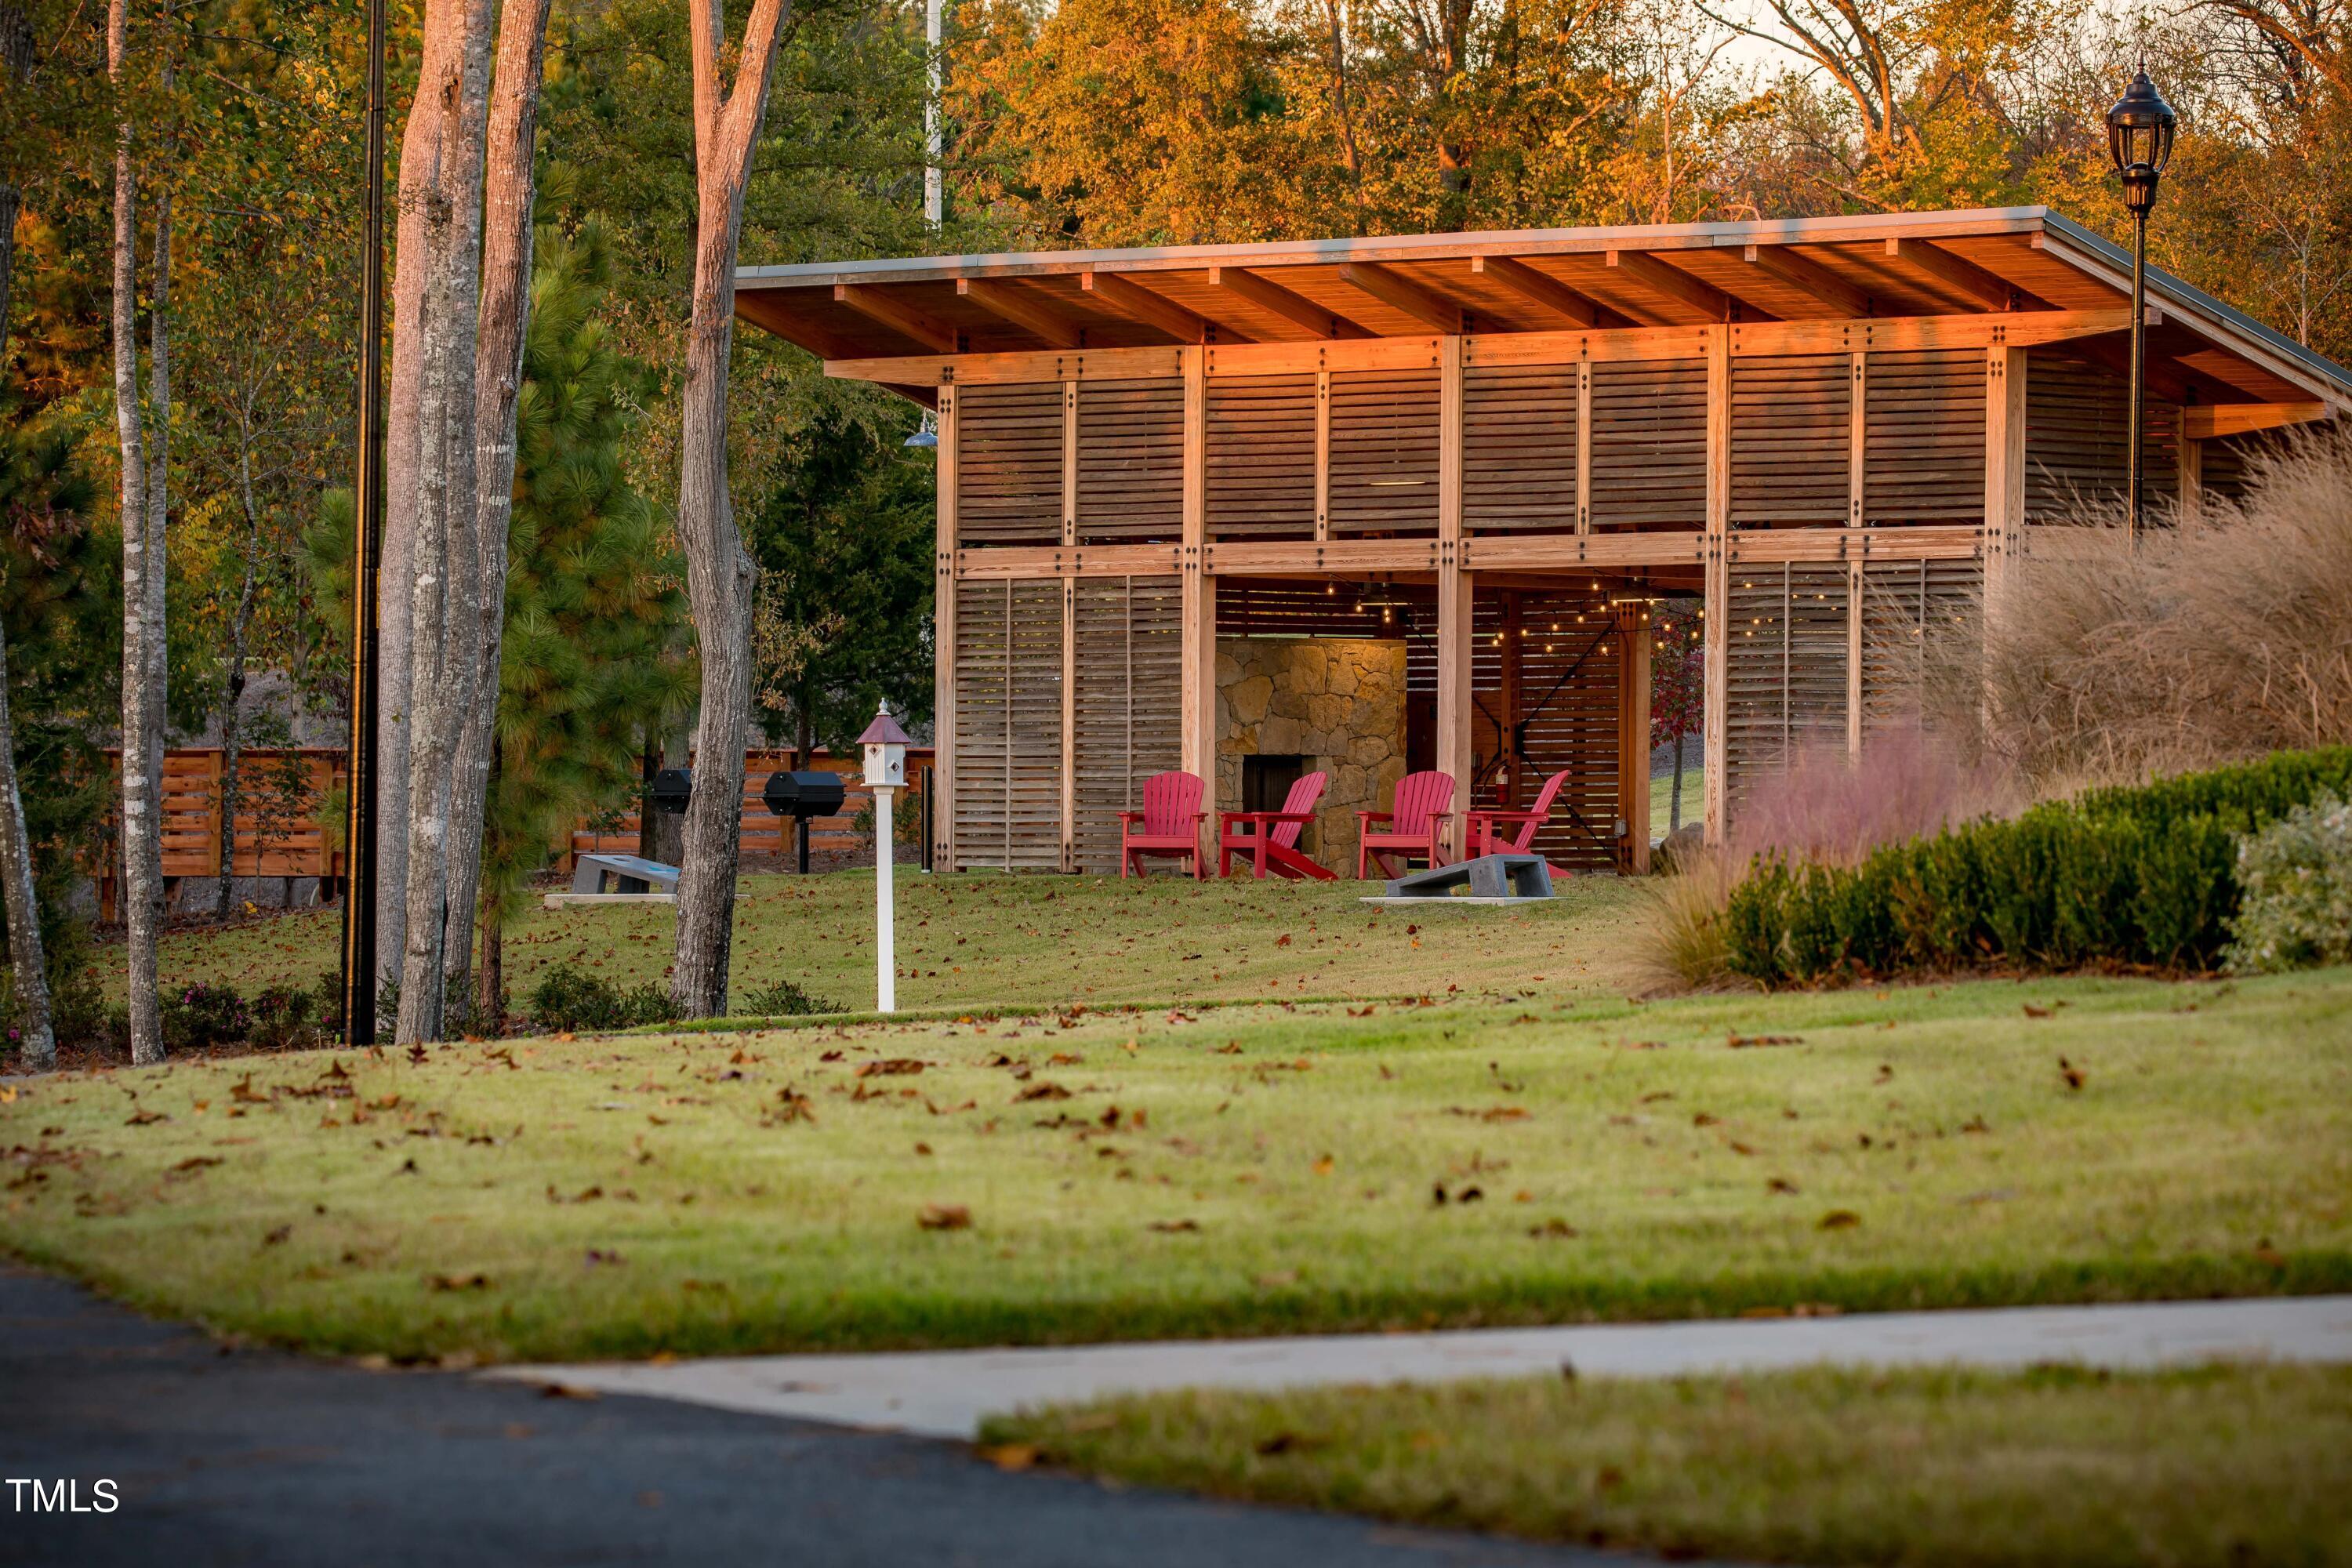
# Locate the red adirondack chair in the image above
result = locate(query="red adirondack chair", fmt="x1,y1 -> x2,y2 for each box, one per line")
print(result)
1119,771 -> 1209,879
1465,769 -> 1572,866
1356,770 -> 1456,880
1218,771 -> 1334,880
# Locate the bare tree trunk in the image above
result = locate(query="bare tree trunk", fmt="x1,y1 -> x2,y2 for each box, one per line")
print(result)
654,720 -> 687,866
394,0 -> 495,1044
441,0 -> 552,1018
1668,730 -> 1684,832
0,0 -> 54,1070
213,413 -> 265,922
109,0 -> 164,1065
670,0 -> 795,1019
473,737 -> 503,1025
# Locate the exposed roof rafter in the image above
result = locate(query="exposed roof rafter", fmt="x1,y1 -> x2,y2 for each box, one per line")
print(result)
1080,268 -> 1223,343
1735,244 -> 1872,318
1335,261 -> 1465,332
1884,238 -> 2035,312
956,277 -> 1083,349
1606,249 -> 1740,322
1207,266 -> 1374,339
1468,254 -> 1604,327
833,283 -> 961,354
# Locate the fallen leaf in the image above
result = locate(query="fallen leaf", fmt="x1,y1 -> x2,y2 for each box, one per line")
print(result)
2058,1057 -> 2085,1091
1014,1083 -> 1071,1102
855,1058 -> 926,1078
1148,1218 -> 1200,1233
917,1203 -> 972,1231
978,1443 -> 1039,1472
1311,1154 -> 1334,1176
1728,1033 -> 1803,1049
1254,1432 -> 1326,1456
426,1272 -> 492,1291
2024,1004 -> 2053,1019
1527,1218 -> 1579,1238
125,1109 -> 167,1127
539,1382 -> 600,1401
1817,1210 -> 1862,1230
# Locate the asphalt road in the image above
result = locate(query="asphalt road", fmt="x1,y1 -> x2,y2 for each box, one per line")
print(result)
0,1265 -> 1639,1568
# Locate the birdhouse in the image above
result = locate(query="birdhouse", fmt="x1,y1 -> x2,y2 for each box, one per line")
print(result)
859,702 -> 910,790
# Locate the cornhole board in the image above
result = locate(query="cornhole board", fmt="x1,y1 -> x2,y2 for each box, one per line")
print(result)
544,854 -> 681,909
1360,852 -> 1553,907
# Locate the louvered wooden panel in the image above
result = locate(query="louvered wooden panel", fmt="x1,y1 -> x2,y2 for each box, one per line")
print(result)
1864,349 -> 1985,524
1588,360 -> 1705,530
1072,575 -> 1183,873
1077,379 -> 1183,543
2023,354 -> 2180,522
1464,364 -> 1577,532
1860,559 -> 1981,736
952,579 -> 1064,870
956,383 -> 1064,545
2197,431 -> 2285,508
1207,374 -> 1316,539
1329,368 -> 1439,535
1732,354 -> 1850,526
1723,564 -> 1849,822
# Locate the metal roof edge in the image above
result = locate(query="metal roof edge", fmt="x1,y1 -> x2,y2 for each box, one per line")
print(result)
735,206 -> 2056,289
2040,209 -> 2352,397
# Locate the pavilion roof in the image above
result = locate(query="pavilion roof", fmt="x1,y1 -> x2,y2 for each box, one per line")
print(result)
735,206 -> 2351,409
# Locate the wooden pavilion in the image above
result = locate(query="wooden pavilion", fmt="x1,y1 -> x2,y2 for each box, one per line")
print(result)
735,206 -> 2352,874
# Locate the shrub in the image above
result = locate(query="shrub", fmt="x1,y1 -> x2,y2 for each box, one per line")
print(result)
249,985 -> 322,1051
162,983 -> 254,1053
2226,792 -> 2352,975
527,963 -> 677,1033
735,977 -> 842,1017
1722,748 -> 2352,985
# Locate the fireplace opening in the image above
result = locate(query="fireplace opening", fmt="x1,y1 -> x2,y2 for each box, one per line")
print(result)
1242,753 -> 1308,814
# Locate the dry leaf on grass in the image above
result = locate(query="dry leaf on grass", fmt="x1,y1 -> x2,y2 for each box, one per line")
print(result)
917,1203 -> 972,1231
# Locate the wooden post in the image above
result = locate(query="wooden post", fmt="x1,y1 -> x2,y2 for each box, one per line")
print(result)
1061,379 -> 1079,548
1848,349 -> 1868,761
1984,346 -> 2026,619
1436,336 -> 1471,860
1060,576 -> 1076,872
1498,591 -> 1523,807
1314,367 -> 1330,542
1702,326 -> 1730,848
1615,600 -> 1651,873
1847,559 -> 1864,759
1575,358 -> 1592,533
933,384 -> 958,870
1179,347 -> 1215,829
2180,432 -> 2204,528
1849,352 -> 1867,526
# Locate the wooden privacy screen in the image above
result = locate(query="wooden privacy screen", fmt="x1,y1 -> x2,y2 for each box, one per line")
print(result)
1732,354 -> 1851,526
1723,564 -> 1851,816
1483,592 -> 1627,872
1207,374 -> 1317,539
1721,558 -> 1984,826
1072,575 -> 1184,872
1588,360 -> 1707,529
953,578 -> 1065,869
1463,364 -> 1577,531
1077,379 -> 1184,543
956,383 -> 1063,544
2196,430 -> 2281,508
1864,349 -> 1986,523
1328,368 -> 1441,535
2023,351 -> 2180,521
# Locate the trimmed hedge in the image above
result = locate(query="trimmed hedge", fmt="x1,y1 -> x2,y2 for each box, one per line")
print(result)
1725,747 -> 2352,985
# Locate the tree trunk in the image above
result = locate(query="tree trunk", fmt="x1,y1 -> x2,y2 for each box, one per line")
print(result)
109,0 -> 163,1065
637,735 -> 658,859
213,429 -> 265,922
473,736 -> 503,1025
441,0 -> 552,1018
670,0 -> 795,1019
654,721 -> 688,866
394,0 -> 495,1044
0,0 -> 54,1070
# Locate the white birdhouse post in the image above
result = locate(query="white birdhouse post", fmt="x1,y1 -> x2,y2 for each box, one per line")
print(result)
859,702 -> 911,1012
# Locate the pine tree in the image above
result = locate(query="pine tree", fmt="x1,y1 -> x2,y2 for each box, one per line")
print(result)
473,220 -> 688,1021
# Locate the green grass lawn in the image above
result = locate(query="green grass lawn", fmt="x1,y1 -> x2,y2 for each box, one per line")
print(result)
6,963 -> 2347,1363
99,870 -> 1652,1018
983,1363 -> 2352,1568
1647,762 -> 1702,840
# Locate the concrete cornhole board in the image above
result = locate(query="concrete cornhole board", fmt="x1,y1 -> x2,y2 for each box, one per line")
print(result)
543,854 -> 681,909
1360,851 -> 1553,907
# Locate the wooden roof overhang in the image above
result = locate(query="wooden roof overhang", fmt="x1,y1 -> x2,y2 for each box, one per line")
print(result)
737,207 -> 2352,424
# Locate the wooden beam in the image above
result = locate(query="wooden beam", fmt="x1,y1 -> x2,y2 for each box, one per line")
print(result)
1740,244 -> 1872,318
1608,249 -> 1737,321
1080,268 -> 1221,344
1984,347 -> 2025,616
1434,567 -> 1473,863
933,387 -> 959,869
1883,238 -> 2024,312
1207,266 -> 1373,340
1471,254 -> 1603,328
956,277 -> 1083,349
1702,326 -> 1730,849
1337,261 -> 1466,332
2181,400 -> 2330,439
1615,600 -> 1651,873
1061,577 -> 1076,871
1179,347 -> 1214,818
832,283 -> 960,354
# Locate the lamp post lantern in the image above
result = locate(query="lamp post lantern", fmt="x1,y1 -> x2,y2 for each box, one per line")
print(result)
860,702 -> 911,1013
2107,67 -> 2177,549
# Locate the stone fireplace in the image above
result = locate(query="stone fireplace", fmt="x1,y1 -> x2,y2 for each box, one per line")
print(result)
1215,637 -> 1409,870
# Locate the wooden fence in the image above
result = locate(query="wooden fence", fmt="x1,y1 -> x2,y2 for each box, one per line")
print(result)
99,746 -> 933,920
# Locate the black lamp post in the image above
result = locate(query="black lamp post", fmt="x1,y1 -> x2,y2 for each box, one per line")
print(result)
339,0 -> 387,1046
2106,67 -> 2177,548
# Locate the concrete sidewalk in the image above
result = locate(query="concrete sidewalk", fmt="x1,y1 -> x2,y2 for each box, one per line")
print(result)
492,1294 -> 2352,1439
